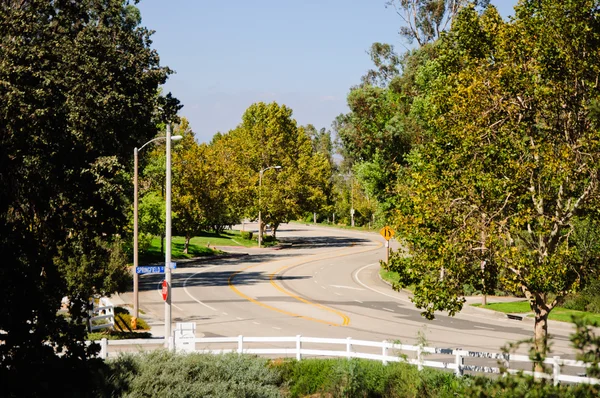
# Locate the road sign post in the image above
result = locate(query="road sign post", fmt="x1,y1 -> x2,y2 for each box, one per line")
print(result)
379,226 -> 395,264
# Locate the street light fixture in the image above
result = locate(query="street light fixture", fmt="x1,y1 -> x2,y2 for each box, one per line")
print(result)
132,131 -> 182,330
258,165 -> 281,248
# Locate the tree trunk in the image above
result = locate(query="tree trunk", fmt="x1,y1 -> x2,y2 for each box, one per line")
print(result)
272,223 -> 279,238
534,307 -> 549,372
524,289 -> 550,373
184,235 -> 190,254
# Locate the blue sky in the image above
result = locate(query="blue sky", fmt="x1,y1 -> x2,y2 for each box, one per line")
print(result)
137,0 -> 519,143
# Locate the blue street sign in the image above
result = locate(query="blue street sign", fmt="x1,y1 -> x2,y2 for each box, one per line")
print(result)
136,266 -> 165,274
170,262 -> 177,269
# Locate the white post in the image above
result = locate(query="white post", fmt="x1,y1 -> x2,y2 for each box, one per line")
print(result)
382,340 -> 388,365
100,338 -> 108,360
237,335 -> 244,354
164,123 -> 173,347
296,335 -> 302,361
417,344 -> 423,371
553,356 -> 561,386
346,337 -> 352,359
455,350 -> 464,377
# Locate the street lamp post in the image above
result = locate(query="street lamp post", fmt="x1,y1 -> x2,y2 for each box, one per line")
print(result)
132,131 -> 182,330
164,123 -> 173,348
258,165 -> 281,248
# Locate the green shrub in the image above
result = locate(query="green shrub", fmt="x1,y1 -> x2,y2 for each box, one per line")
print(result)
240,231 -> 253,240
276,358 -> 335,397
87,331 -> 152,340
113,307 -> 149,331
262,235 -> 275,243
104,351 -> 283,397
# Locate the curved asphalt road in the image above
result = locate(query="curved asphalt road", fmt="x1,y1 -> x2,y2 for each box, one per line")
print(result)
122,223 -> 577,358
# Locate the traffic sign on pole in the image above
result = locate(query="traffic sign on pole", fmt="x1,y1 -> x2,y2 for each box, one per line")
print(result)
379,226 -> 395,241
161,280 -> 168,301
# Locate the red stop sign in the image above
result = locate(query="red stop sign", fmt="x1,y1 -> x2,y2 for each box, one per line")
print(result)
161,280 -> 168,301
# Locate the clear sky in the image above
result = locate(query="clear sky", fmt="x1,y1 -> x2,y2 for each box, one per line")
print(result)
137,0 -> 519,143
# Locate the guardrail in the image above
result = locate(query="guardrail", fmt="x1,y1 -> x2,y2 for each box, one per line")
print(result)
90,335 -> 599,386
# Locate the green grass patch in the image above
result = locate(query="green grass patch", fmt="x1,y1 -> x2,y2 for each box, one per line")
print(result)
380,268 -> 401,285
140,230 -> 257,263
472,301 -> 531,313
140,230 -> 256,264
379,268 -> 414,292
472,301 -> 600,323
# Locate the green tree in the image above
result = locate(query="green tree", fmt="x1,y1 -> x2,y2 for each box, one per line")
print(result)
224,102 -> 332,238
0,0 -> 174,393
389,2 -> 600,359
385,0 -> 490,46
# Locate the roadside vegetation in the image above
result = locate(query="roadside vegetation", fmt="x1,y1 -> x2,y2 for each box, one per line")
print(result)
472,302 -> 600,324
67,320 -> 600,397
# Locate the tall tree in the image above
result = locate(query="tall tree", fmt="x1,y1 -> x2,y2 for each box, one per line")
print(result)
389,2 -> 600,358
0,0 -> 174,393
385,0 -> 490,47
225,102 -> 332,238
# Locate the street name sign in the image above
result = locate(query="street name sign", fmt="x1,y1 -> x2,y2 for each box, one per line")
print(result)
136,266 -> 165,274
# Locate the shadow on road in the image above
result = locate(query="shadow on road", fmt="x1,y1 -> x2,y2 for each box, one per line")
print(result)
136,268 -> 310,292
279,236 -> 370,249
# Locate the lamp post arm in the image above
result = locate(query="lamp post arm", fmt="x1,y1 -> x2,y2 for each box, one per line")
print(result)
138,134 -> 183,152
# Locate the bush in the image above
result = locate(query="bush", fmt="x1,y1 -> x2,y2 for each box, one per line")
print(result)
240,231 -> 253,240
273,358 -> 470,398
103,351 -> 284,397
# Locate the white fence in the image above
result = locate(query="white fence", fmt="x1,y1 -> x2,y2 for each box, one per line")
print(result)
91,334 -> 599,386
88,298 -> 114,332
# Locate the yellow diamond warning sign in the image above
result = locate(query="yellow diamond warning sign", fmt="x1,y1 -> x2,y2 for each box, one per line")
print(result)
380,226 -> 395,241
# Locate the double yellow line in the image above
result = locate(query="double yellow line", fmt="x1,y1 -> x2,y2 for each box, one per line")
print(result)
227,240 -> 383,327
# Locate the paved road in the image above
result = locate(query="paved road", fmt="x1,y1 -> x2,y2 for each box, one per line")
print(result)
119,223 -> 578,359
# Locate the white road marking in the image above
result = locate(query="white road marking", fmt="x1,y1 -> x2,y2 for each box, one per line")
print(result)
222,312 -> 228,316
353,263 -> 413,304
236,317 -> 244,320
321,286 -> 326,289
182,265 -> 219,311
383,308 -> 394,312
334,292 -> 342,296
330,285 -> 364,291
253,321 -> 261,325
272,326 -> 281,330
354,300 -> 363,304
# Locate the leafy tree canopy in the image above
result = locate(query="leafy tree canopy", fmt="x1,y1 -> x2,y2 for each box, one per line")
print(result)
0,0 -> 175,392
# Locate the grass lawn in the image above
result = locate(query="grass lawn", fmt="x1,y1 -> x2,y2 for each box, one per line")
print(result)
379,268 -> 414,292
380,268 -> 401,285
472,301 -> 600,323
140,230 -> 255,263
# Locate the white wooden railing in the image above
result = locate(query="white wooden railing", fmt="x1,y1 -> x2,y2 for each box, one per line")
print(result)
89,334 -> 600,386
88,298 -> 114,332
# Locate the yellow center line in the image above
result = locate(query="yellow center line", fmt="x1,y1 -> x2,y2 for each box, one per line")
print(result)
228,240 -> 384,326
228,264 -> 342,326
